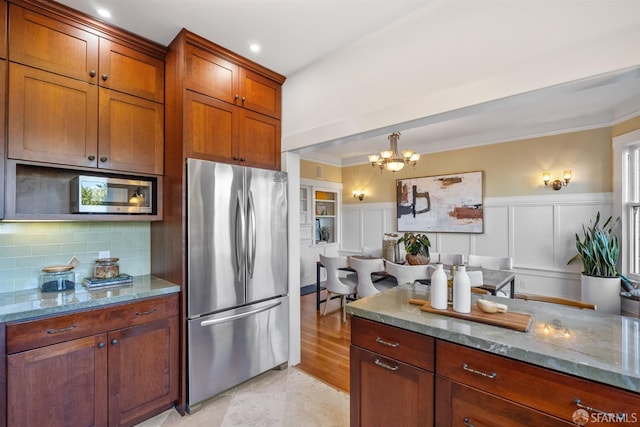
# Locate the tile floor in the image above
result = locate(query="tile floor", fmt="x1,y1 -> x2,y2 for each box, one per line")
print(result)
136,367 -> 350,427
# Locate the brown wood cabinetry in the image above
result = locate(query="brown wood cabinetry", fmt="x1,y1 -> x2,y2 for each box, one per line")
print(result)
435,340 -> 640,426
0,1 -> 7,59
350,316 -> 640,427
169,29 -> 284,170
7,2 -> 165,175
350,317 -> 435,426
6,294 -> 179,427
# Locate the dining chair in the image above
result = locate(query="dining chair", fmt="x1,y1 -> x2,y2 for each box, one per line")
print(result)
514,293 -> 596,310
348,256 -> 393,298
385,261 -> 429,285
362,246 -> 383,258
318,254 -> 358,322
467,255 -> 513,271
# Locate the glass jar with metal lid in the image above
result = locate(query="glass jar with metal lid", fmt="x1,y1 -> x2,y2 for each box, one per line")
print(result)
94,258 -> 120,279
39,265 -> 75,292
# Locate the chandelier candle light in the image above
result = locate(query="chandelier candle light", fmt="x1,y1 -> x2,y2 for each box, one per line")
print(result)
368,132 -> 420,172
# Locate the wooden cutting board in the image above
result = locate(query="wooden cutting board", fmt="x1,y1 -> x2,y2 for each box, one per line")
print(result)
408,299 -> 531,332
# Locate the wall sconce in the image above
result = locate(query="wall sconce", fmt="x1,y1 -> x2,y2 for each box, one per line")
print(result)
542,170 -> 572,190
352,190 -> 365,201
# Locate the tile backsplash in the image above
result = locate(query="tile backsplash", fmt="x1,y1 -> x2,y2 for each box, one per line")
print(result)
0,222 -> 150,292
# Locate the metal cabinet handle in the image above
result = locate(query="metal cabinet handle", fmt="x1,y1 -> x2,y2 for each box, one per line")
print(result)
100,156 -> 108,162
235,94 -> 239,100
135,308 -> 157,316
47,325 -> 76,334
462,363 -> 497,379
233,156 -> 239,161
375,336 -> 399,348
374,358 -> 399,371
102,74 -> 108,81
574,399 -> 618,416
98,342 -> 105,348
89,70 -> 96,77
239,158 -> 246,162
111,339 -> 118,345
463,417 -> 475,427
88,155 -> 96,161
241,96 -> 246,102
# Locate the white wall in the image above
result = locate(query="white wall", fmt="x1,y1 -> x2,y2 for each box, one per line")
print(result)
341,193 -> 613,300
282,0 -> 640,151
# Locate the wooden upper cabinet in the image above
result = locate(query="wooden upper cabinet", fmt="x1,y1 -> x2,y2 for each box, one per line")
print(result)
9,4 -> 99,82
240,68 -> 281,118
99,38 -> 164,103
239,109 -> 280,170
185,43 -> 239,104
8,62 -> 99,168
0,1 -> 7,59
99,88 -> 164,174
184,90 -> 237,162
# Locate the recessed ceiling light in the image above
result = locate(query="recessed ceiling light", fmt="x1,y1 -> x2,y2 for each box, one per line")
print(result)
97,8 -> 111,18
249,44 -> 260,53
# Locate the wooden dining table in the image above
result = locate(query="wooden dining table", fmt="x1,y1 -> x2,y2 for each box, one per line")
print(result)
314,259 -> 516,311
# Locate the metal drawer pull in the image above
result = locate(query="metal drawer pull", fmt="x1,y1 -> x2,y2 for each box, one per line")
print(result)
375,337 -> 399,348
462,363 -> 497,379
374,358 -> 399,371
135,308 -> 157,316
46,325 -> 77,334
574,399 -> 618,416
463,418 -> 475,427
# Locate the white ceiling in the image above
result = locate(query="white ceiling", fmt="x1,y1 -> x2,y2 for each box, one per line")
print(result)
56,0 -> 640,166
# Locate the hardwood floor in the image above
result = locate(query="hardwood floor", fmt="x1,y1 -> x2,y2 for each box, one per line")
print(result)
298,291 -> 351,393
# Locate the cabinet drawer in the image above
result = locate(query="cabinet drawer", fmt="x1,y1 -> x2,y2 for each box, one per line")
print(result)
351,317 -> 434,371
7,294 -> 178,354
436,377 -> 572,426
436,341 -> 640,424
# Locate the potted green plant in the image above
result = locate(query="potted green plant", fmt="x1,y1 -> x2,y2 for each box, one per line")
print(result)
567,212 -> 621,314
397,232 -> 431,265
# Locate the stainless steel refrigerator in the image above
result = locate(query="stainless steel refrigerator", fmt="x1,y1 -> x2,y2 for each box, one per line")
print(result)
186,158 -> 289,412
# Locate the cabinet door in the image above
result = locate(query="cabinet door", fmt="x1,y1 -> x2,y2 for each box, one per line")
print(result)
99,88 -> 164,174
238,109 -> 280,170
8,63 -> 99,167
239,68 -> 281,118
184,90 -> 238,162
7,334 -> 108,427
435,377 -> 573,427
99,39 -> 164,103
350,345 -> 434,427
9,4 -> 99,83
185,43 -> 239,104
108,316 -> 179,427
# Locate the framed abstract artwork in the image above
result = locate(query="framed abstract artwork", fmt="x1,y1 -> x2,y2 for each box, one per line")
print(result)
396,171 -> 483,233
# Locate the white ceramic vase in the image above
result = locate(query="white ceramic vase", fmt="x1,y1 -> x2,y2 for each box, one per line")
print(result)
453,265 -> 471,313
430,263 -> 448,310
580,274 -> 621,315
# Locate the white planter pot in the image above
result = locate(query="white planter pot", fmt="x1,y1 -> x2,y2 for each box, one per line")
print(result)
580,274 -> 621,315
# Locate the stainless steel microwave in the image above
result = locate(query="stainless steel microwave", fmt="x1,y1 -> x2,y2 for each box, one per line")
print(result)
70,176 -> 153,214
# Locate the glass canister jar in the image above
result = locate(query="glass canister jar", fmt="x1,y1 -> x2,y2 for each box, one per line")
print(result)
40,265 -> 75,292
382,233 -> 400,262
94,258 -> 120,279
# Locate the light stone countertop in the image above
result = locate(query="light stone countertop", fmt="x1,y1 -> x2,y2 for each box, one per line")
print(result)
346,283 -> 640,394
0,275 -> 180,323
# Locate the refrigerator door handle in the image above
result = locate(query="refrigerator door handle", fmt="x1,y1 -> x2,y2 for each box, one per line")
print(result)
248,190 -> 257,278
235,190 -> 246,278
200,301 -> 282,327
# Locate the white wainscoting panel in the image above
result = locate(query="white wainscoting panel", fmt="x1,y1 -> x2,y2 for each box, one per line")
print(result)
341,193 -> 613,299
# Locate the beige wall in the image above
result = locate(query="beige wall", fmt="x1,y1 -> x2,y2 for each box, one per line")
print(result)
612,116 -> 640,137
342,127 -> 615,204
300,159 -> 342,183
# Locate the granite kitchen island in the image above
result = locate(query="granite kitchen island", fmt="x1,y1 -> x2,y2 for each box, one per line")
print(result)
346,284 -> 640,426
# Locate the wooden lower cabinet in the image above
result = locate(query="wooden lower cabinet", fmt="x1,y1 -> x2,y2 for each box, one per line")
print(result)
350,316 -> 435,426
350,346 -> 434,427
350,316 -> 640,427
435,377 -> 573,426
6,295 -> 179,427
